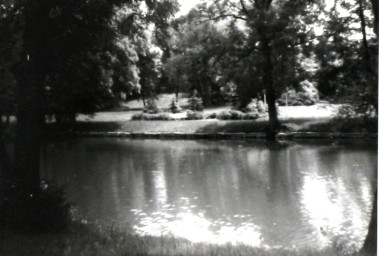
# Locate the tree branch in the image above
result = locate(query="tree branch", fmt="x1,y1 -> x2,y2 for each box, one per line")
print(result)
198,13 -> 247,23
239,0 -> 250,16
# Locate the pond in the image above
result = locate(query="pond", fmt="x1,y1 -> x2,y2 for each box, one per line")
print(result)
41,138 -> 377,251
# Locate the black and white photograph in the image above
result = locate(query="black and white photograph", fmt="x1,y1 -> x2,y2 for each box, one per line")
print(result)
0,0 -> 377,255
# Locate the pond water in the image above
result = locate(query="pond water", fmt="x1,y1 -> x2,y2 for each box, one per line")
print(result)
41,138 -> 377,251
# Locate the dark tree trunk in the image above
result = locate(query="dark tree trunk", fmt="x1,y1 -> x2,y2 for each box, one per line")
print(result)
362,187 -> 377,254
175,86 -> 179,101
261,35 -> 280,139
0,141 -> 11,179
0,118 -> 11,181
13,79 -> 44,190
142,96 -> 146,107
370,0 -> 378,35
12,1 -> 46,191
201,83 -> 212,107
358,0 -> 369,61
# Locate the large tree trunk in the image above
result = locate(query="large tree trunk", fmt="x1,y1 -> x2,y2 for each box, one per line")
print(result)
370,0 -> 378,35
0,117 -> 11,181
13,94 -> 44,190
358,0 -> 369,61
362,187 -> 377,254
175,86 -> 179,101
12,1 -> 46,191
261,35 -> 280,139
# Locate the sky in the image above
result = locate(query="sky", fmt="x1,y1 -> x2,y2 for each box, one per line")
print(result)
176,0 -> 203,17
176,0 -> 338,16
174,0 -> 372,39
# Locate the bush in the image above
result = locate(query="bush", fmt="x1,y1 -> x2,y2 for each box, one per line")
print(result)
216,110 -> 230,120
206,113 -> 217,119
186,110 -> 203,120
142,99 -> 159,114
216,110 -> 259,120
336,104 -> 357,118
170,99 -> 182,113
319,116 -> 377,132
188,91 -> 203,111
278,83 -> 319,106
131,113 -> 173,121
131,113 -> 143,120
245,99 -> 267,113
244,112 -> 260,120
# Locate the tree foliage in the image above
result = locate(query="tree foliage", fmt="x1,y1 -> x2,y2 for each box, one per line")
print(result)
2,0 -> 178,197
195,0 -> 320,135
0,1 -> 22,120
165,11 -> 228,106
314,0 -> 377,113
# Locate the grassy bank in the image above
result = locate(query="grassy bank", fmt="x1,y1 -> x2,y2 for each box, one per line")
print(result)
0,223 -> 370,256
41,116 -> 376,135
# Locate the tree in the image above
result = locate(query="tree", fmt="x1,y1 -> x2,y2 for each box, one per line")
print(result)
199,0 -> 319,138
0,1 -> 22,125
314,0 -> 377,114
1,0 -> 178,231
166,12 -> 228,106
362,186 -> 377,254
111,1 -> 179,104
138,48 -> 160,106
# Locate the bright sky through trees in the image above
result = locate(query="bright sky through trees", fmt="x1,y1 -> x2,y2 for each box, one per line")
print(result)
176,0 -> 373,39
177,0 -> 335,15
176,0 -> 203,16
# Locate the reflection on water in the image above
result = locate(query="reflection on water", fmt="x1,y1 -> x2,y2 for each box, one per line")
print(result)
41,139 -> 377,251
300,151 -> 374,251
131,199 -> 262,246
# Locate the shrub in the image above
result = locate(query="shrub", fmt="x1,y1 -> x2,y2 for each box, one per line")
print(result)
131,113 -> 173,120
131,113 -> 144,120
186,110 -> 203,120
336,104 -> 357,118
170,99 -> 182,113
278,83 -> 319,106
206,113 -> 217,119
188,91 -> 203,111
245,99 -> 267,113
142,99 -> 159,114
217,110 -> 232,120
229,110 -> 245,119
256,100 -> 267,113
244,112 -> 259,120
216,110 -> 259,120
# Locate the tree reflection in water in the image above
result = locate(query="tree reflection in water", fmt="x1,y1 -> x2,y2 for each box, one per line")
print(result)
41,139 -> 376,251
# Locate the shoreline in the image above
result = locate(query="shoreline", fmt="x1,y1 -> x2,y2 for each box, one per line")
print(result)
54,130 -> 378,140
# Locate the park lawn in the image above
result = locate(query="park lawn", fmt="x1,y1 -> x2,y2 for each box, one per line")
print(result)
70,104 -> 376,134
68,118 -> 332,134
77,100 -> 339,123
70,101 -> 347,133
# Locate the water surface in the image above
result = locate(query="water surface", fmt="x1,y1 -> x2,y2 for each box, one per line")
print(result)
41,138 -> 377,251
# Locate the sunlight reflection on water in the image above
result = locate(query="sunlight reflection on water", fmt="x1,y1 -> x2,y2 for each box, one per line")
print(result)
300,152 -> 373,252
131,204 -> 263,247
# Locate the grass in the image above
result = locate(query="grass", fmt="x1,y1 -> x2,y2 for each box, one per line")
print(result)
44,117 -> 370,134
3,97 -> 376,134
0,223 -> 370,256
